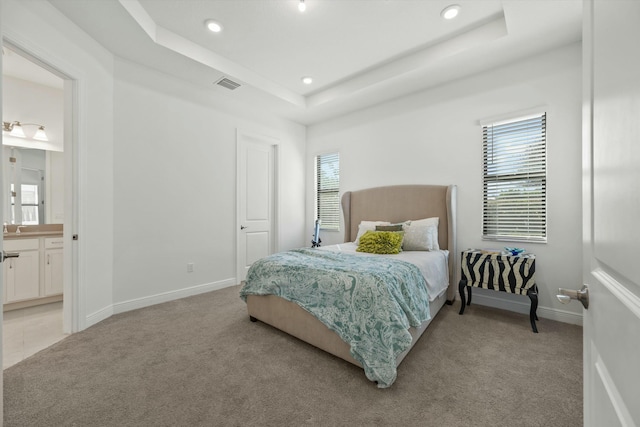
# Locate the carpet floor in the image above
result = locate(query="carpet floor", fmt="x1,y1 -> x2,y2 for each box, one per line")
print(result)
4,284 -> 583,426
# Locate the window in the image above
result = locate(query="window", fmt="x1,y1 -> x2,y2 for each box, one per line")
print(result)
316,152 -> 340,231
9,183 -> 40,225
20,184 -> 40,225
482,113 -> 546,242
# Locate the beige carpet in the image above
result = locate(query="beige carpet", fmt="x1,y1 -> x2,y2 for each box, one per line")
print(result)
4,285 -> 582,426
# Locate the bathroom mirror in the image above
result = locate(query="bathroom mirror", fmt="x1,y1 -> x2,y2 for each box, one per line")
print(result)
3,146 -> 64,225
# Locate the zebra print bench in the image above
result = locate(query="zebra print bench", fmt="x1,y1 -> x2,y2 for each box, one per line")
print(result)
458,249 -> 539,333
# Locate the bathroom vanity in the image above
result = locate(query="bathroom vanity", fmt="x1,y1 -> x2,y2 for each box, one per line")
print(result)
3,224 -> 63,311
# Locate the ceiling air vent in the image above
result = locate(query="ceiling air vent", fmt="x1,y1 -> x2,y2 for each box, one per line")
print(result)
215,77 -> 241,91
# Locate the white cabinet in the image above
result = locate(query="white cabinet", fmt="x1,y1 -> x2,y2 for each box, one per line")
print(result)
44,238 -> 64,296
4,239 -> 41,303
3,235 -> 64,305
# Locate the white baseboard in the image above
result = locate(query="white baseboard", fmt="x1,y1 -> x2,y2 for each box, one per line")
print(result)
471,293 -> 583,326
84,278 -> 238,328
85,305 -> 115,329
112,278 -> 237,315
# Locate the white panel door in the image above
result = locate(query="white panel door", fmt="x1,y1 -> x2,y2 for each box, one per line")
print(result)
583,1 -> 640,425
237,130 -> 277,282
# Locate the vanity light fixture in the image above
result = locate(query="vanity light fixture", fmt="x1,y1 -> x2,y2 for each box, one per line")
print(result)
205,19 -> 223,33
3,121 -> 48,141
441,4 -> 461,20
301,76 -> 313,85
298,0 -> 306,12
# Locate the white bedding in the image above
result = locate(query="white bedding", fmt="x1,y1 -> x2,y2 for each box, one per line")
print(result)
319,242 -> 450,302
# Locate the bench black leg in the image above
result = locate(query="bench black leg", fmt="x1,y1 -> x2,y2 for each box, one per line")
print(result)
458,280 -> 468,315
528,287 -> 539,333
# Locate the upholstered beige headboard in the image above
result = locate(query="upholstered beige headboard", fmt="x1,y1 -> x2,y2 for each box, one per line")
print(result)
341,185 -> 458,302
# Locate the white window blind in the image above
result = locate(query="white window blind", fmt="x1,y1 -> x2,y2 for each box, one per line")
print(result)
316,152 -> 340,231
482,113 -> 546,242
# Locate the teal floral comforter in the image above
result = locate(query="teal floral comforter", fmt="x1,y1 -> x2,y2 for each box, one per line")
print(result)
239,248 -> 431,388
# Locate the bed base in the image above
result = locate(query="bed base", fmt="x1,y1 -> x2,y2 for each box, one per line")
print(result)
247,291 -> 449,368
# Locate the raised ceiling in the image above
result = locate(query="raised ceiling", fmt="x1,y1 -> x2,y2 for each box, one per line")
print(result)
44,0 -> 582,124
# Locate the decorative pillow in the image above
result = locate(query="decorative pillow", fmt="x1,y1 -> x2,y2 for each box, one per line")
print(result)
402,217 -> 440,251
411,217 -> 440,251
356,230 -> 405,254
375,224 -> 404,232
355,221 -> 390,244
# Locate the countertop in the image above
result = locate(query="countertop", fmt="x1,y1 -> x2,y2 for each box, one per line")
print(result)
2,224 -> 63,239
4,231 -> 64,239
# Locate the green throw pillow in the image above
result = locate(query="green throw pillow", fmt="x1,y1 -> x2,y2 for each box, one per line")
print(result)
356,230 -> 404,254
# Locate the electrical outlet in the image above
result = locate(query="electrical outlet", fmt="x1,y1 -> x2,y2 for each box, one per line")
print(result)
187,262 -> 194,273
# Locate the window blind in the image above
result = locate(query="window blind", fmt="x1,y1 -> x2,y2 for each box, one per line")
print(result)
482,113 -> 546,242
316,152 -> 340,231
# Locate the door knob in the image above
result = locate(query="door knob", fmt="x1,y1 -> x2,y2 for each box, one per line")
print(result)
1,251 -> 19,262
240,225 -> 248,230
557,285 -> 589,309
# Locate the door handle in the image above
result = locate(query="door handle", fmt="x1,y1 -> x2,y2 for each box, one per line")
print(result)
240,225 -> 248,230
557,285 -> 589,309
1,251 -> 19,262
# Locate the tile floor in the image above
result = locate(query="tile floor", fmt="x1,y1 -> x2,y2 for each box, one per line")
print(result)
3,302 -> 67,369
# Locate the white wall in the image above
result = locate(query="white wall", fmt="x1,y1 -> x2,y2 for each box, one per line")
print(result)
2,75 -> 63,152
111,58 -> 306,309
307,42 -> 584,323
3,0 -> 115,328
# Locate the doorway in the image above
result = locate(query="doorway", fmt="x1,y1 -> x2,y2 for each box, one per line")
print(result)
2,42 -> 72,367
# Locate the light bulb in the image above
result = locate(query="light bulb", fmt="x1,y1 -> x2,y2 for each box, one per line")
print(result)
441,5 -> 460,20
298,0 -> 306,12
205,20 -> 223,33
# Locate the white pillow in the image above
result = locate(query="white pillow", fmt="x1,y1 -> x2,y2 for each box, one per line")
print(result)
411,217 -> 440,250
354,221 -> 390,244
403,217 -> 440,251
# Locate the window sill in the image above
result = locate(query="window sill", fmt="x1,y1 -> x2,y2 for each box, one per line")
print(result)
482,237 -> 547,244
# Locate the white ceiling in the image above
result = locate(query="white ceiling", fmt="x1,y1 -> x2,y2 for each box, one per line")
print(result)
19,0 -> 582,125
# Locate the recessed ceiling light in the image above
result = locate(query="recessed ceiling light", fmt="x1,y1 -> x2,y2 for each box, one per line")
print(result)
298,0 -> 306,12
441,4 -> 461,20
301,76 -> 313,85
205,20 -> 223,33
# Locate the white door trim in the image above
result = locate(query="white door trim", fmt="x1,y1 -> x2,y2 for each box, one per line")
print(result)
236,129 -> 280,283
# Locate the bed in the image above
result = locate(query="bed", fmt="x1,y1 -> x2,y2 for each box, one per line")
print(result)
240,184 -> 457,387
